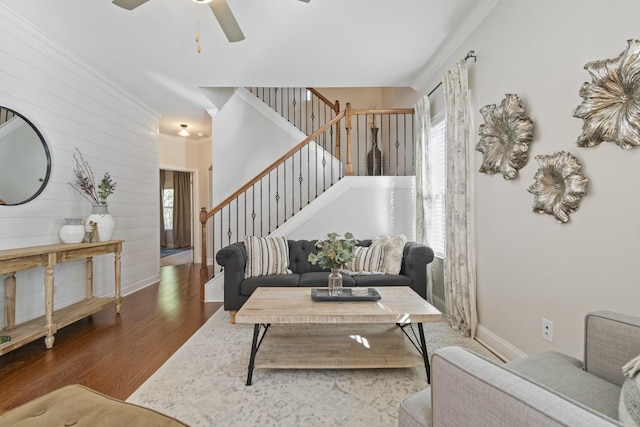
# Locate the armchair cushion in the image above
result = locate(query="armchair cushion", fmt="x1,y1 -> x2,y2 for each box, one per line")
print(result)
506,351 -> 621,420
399,310 -> 640,427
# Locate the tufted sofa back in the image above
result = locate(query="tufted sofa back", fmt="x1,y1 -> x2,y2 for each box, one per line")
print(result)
287,239 -> 372,274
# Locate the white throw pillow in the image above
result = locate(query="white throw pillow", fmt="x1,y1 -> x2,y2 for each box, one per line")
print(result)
619,354 -> 640,426
372,234 -> 406,275
244,236 -> 292,279
344,245 -> 386,275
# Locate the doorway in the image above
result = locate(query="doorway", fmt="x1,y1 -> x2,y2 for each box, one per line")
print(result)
160,169 -> 193,264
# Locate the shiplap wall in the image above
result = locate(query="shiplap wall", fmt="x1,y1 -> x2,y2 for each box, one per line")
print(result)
0,6 -> 160,327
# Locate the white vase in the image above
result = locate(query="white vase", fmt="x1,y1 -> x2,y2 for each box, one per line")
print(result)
86,204 -> 115,242
59,218 -> 85,244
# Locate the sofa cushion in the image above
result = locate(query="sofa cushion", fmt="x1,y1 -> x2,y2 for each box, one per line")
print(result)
372,234 -> 407,275
299,271 -> 356,287
506,351 -> 621,419
240,273 -> 301,296
354,274 -> 412,288
244,236 -> 293,278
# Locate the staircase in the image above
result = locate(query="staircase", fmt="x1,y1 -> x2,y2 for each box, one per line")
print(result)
198,87 -> 416,296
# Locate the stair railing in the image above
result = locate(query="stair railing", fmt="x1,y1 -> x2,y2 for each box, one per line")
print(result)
199,113 -> 345,295
343,106 -> 416,177
247,87 -> 340,137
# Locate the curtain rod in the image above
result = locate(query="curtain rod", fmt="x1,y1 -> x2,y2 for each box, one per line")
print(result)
427,50 -> 477,97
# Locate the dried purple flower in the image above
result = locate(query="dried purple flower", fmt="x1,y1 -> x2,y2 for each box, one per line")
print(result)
69,148 -> 116,205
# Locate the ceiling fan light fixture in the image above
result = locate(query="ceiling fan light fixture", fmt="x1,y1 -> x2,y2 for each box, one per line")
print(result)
192,0 -> 213,4
178,124 -> 190,137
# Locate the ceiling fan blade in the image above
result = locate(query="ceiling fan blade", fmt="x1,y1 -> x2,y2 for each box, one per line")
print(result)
112,0 -> 149,10
298,0 -> 311,2
209,0 -> 245,43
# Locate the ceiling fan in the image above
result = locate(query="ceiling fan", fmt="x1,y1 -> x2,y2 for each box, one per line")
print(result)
112,0 -> 310,43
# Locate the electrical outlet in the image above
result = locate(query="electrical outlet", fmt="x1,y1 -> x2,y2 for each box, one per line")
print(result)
542,318 -> 554,343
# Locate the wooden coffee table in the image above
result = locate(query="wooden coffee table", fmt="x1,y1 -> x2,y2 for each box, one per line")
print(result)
235,286 -> 442,385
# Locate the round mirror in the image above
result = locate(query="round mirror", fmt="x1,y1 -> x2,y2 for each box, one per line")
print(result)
0,106 -> 51,205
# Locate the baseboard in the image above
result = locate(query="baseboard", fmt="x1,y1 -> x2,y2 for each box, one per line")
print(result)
121,274 -> 161,297
204,273 -> 224,302
475,324 -> 527,362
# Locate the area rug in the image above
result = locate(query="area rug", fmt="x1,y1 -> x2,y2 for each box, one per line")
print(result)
127,308 -> 500,427
160,247 -> 190,258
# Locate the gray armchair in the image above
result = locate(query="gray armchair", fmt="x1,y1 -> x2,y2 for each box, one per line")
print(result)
399,311 -> 640,427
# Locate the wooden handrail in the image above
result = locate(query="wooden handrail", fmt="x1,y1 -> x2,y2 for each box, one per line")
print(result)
307,88 -> 341,156
199,112 -> 345,293
351,108 -> 415,115
307,88 -> 340,114
205,111 -> 345,221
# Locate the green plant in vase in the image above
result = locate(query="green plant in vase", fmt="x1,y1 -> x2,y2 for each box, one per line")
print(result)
308,232 -> 358,296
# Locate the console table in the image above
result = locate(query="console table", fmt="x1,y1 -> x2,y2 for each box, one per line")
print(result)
0,240 -> 123,355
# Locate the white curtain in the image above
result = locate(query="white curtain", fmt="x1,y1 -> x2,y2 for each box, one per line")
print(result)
442,60 -> 478,338
414,95 -> 434,303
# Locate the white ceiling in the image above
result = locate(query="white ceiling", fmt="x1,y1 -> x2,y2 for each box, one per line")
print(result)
0,0 -> 491,138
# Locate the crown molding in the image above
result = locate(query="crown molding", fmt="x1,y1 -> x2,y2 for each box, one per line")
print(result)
0,4 -> 161,120
410,0 -> 501,93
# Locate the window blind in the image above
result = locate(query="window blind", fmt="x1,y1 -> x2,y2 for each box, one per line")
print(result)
429,119 -> 446,258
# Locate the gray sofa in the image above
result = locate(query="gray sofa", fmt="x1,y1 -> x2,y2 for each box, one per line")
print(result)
216,239 -> 434,316
398,310 -> 640,427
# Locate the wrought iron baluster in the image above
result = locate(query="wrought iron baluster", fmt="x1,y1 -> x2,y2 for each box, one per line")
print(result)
251,185 -> 256,235
227,204 -> 232,245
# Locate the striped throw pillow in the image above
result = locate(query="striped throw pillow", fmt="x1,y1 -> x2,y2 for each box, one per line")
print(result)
244,236 -> 292,279
619,354 -> 640,427
345,245 -> 387,274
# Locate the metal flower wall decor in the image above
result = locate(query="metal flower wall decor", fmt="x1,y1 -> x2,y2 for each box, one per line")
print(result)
573,39 -> 640,149
476,94 -> 534,179
527,151 -> 588,224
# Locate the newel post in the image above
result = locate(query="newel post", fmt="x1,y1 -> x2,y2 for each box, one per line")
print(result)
344,102 -> 354,176
199,207 -> 208,301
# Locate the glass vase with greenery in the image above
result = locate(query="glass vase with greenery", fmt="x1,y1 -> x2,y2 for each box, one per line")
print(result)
308,232 -> 358,270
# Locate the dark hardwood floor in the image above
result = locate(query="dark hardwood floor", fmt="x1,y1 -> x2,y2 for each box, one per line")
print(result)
0,262 -> 222,413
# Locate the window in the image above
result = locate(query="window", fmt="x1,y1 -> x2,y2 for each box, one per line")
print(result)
429,116 -> 446,258
163,188 -> 174,230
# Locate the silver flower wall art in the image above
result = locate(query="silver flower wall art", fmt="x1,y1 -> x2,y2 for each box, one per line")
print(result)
527,151 -> 588,224
476,93 -> 534,180
573,39 -> 640,149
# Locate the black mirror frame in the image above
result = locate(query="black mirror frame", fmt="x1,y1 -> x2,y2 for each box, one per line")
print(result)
0,106 -> 52,206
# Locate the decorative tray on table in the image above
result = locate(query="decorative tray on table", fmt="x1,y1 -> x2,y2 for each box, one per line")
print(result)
311,288 -> 381,302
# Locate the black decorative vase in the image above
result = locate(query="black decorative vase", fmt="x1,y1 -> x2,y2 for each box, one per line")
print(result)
367,127 -> 383,176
